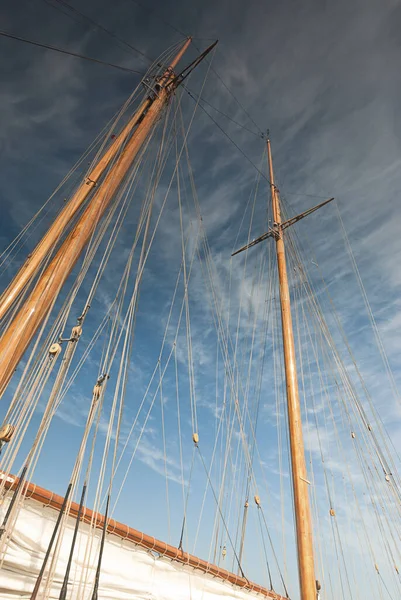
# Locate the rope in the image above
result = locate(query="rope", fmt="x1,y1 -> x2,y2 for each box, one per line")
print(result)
186,86 -> 262,137
0,30 -> 145,74
192,43 -> 264,137
195,444 -> 247,580
46,0 -> 152,63
127,0 -> 188,38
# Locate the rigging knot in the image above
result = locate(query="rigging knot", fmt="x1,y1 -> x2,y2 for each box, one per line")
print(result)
96,373 -> 109,386
192,432 -> 199,445
254,495 -> 261,507
77,305 -> 90,324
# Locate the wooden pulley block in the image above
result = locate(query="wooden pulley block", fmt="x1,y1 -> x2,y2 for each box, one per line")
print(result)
93,384 -> 102,400
72,325 -> 82,340
0,423 -> 15,443
49,343 -> 62,355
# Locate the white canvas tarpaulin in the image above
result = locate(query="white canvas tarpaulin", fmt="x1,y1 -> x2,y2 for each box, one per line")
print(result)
0,494 -> 267,600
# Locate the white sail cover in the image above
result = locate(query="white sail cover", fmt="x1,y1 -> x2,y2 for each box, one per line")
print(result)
0,494 -> 266,599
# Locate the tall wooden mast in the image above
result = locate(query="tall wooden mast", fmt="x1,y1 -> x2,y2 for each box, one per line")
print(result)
267,139 -> 316,600
232,140 -> 333,597
0,38 -> 192,398
0,97 -> 152,322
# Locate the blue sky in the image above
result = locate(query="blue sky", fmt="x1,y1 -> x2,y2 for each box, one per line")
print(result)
1,1 -> 401,599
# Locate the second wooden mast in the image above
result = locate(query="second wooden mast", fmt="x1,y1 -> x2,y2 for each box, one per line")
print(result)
0,38 -> 194,398
267,139 -> 317,600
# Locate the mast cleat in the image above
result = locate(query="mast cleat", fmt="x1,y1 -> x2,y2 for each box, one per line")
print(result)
84,177 -> 97,187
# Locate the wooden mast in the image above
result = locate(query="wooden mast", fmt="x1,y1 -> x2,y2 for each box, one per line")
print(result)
267,139 -> 316,600
0,38 -> 192,398
0,96 -> 152,322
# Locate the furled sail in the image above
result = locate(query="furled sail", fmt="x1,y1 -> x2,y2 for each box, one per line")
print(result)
0,476 -> 284,600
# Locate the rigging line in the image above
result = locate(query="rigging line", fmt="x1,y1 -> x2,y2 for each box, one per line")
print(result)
112,222 -> 203,511
178,448 -> 196,551
174,346 -> 187,547
336,202 -> 401,403
0,349 -> 61,531
192,42 -> 263,136
293,280 -> 326,587
101,43 -> 217,377
180,226 -> 241,557
99,104 -> 177,379
288,208 -> 401,492
0,84 -> 144,274
181,149 -> 279,535
228,164 -> 266,543
0,30 -> 146,75
0,278 -> 87,482
127,0 -> 188,38
29,483 -> 73,600
298,289 -> 352,599
90,493 -> 110,600
55,148 -> 155,408
185,86 -> 261,137
181,144 -> 269,506
175,136 -> 197,435
378,570 -> 396,600
187,91 -> 329,200
256,506 -> 273,590
41,0 -> 88,28
195,444 -> 248,580
99,56 -> 209,506
58,482 -> 87,600
46,386 -> 106,594
91,115 -> 172,521
1,273 -> 64,427
286,230 -> 401,581
258,506 -> 290,598
185,88 -> 273,184
48,0 -> 153,63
